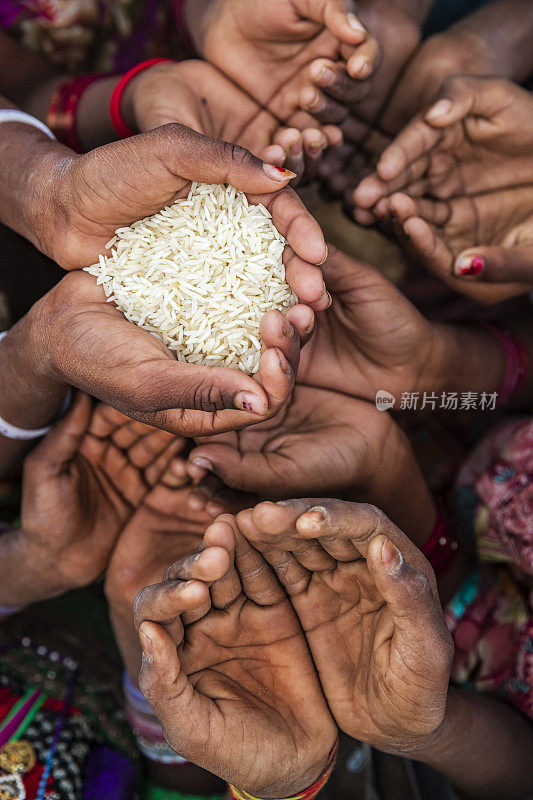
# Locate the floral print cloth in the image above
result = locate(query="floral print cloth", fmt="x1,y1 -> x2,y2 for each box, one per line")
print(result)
447,418 -> 533,720
0,0 -> 181,72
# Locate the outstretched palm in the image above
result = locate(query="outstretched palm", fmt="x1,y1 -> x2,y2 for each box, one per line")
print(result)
236,498 -> 453,752
134,526 -> 337,797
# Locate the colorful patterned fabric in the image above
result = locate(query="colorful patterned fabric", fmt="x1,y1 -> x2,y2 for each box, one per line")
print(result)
0,0 -> 186,73
446,418 -> 533,720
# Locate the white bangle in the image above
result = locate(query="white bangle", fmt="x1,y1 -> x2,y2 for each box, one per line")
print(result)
0,330 -> 71,440
0,109 -> 56,141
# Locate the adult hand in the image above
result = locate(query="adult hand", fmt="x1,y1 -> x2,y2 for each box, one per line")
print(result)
234,498 -> 453,753
186,0 -> 379,130
25,123 -> 328,278
28,270 -> 313,437
18,395 -> 181,598
134,523 -> 337,798
355,76 -> 533,212
123,59 -> 342,181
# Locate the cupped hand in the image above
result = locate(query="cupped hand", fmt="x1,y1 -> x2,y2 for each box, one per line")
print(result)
105,452 -> 249,680
134,522 -> 337,798
294,246 -> 442,400
190,0 -> 379,130
187,384 -> 436,544
303,0 -> 425,139
20,394 -> 182,595
234,498 -> 453,753
355,76 -> 533,212
187,386 -> 394,500
383,187 -> 533,301
30,123 -> 328,279
30,270 -> 314,437
124,59 -> 342,182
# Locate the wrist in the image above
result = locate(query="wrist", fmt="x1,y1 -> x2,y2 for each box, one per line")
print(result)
397,688 -> 468,765
231,738 -> 338,800
0,310 -> 67,430
22,139 -> 77,260
418,322 -> 504,398
0,528 -> 62,607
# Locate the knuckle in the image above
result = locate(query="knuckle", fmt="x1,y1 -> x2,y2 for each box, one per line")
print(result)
190,378 -> 231,413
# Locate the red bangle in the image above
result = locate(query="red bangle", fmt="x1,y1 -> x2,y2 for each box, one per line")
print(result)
47,74 -> 109,153
484,324 -> 530,407
109,58 -> 174,139
422,510 -> 459,579
228,738 -> 338,800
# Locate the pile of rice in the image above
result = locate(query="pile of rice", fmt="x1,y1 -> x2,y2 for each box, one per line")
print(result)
85,182 -> 297,375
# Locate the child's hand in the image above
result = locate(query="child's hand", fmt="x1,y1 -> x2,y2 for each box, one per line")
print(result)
187,0 -> 379,135
134,522 -> 337,798
234,498 -> 453,753
17,395 -> 181,600
105,452 -> 249,680
355,76 -> 533,214
123,59 -> 342,183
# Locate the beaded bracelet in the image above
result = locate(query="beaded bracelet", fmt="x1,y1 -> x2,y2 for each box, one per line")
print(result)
109,58 -> 173,138
228,738 -> 338,800
421,509 -> 458,579
47,74 -> 110,152
484,324 -> 530,407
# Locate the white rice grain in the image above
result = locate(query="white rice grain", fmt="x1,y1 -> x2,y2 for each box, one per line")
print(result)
84,183 -> 297,375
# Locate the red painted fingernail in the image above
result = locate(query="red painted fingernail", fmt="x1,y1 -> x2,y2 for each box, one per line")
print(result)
456,255 -> 484,277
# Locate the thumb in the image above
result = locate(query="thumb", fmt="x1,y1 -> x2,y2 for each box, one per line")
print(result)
27,391 -> 91,474
454,246 -> 533,284
189,444 -> 268,494
137,621 -> 191,725
138,360 -> 269,417
152,124 -> 297,194
295,0 -> 367,44
424,75 -> 509,128
365,536 -> 449,654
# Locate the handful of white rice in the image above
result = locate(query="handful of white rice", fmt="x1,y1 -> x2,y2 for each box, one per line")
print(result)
85,182 -> 297,375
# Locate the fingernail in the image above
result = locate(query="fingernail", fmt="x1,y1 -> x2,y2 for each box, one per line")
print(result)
289,140 -> 303,157
426,98 -> 453,121
317,66 -> 336,86
318,243 -> 328,265
455,255 -> 484,277
139,625 -> 153,662
191,457 -> 214,472
350,55 -> 372,78
381,539 -> 403,574
347,12 -> 366,32
263,163 -> 297,181
323,291 -> 333,309
302,87 -> 322,110
304,506 -> 328,523
235,391 -> 267,415
275,347 -> 291,374
282,318 -> 294,338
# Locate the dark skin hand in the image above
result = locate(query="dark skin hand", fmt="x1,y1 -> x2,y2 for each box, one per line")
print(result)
231,498 -> 453,753
27,270 -> 316,437
186,0 -> 380,132
302,0 -> 428,138
14,121 -> 329,279
123,59 -> 343,182
134,526 -> 337,799
382,185 -> 533,301
106,453 -> 249,681
355,76 -> 533,208
0,395 -> 182,605
186,386 -> 437,545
